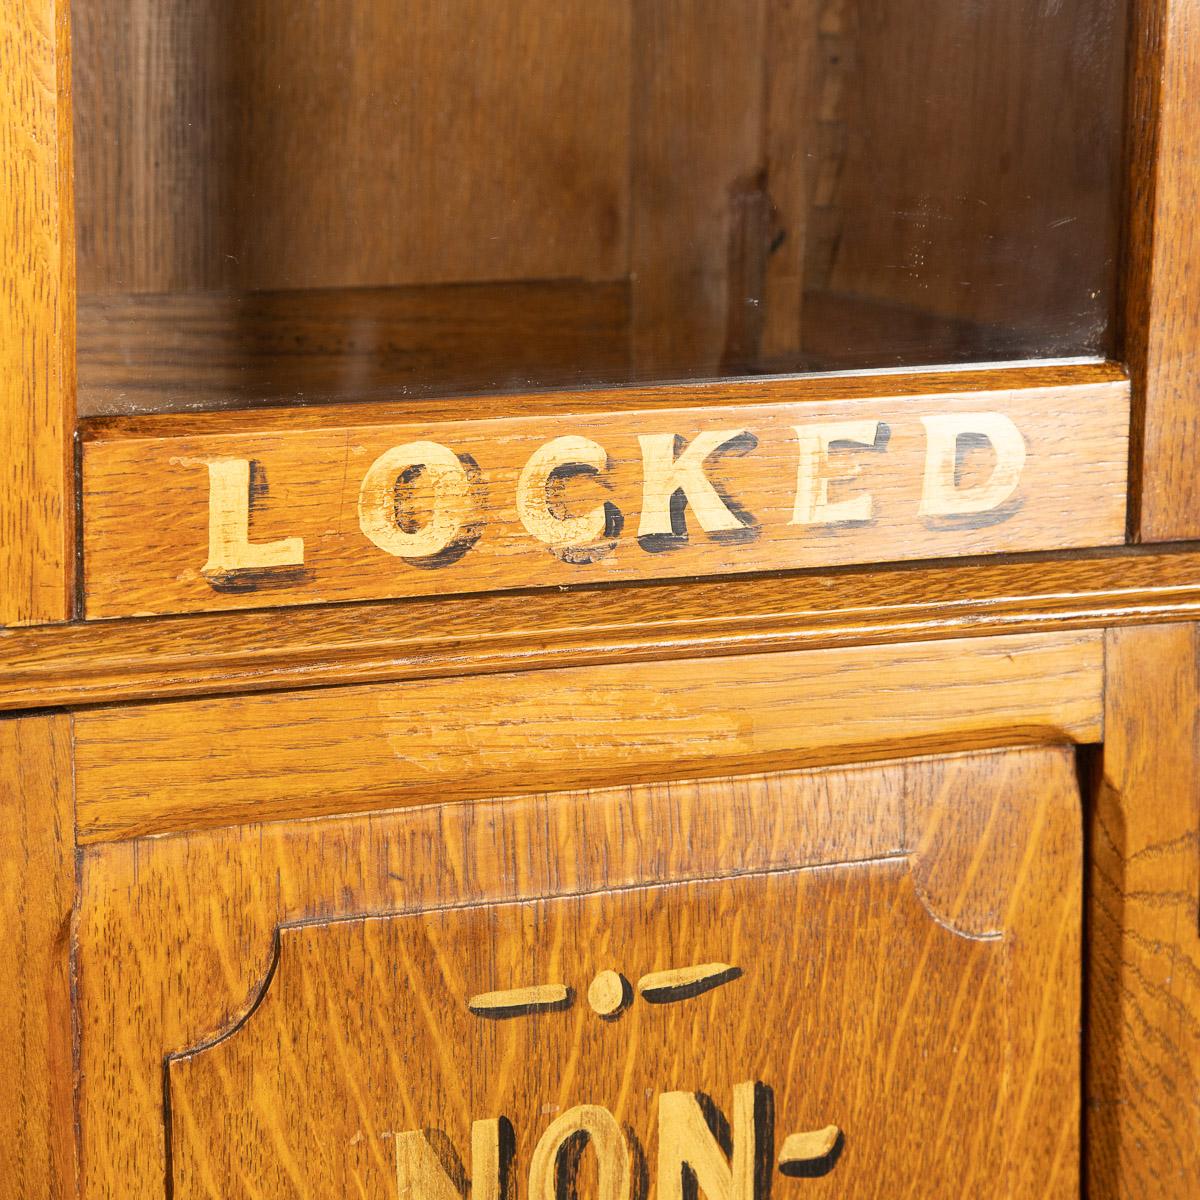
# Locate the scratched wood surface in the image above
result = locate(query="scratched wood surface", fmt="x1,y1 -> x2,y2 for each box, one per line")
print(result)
0,0 -> 75,625
1125,0 -> 1200,541
79,365 -> 1129,619
0,715 -> 76,1199
1088,624 -> 1200,1196
75,747 -> 1081,1199
71,629 -> 1103,842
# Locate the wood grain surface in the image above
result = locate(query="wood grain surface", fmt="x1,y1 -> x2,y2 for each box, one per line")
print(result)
630,0 -> 812,377
76,282 -> 632,416
630,0 -> 762,375
823,0 -> 1124,350
71,630 -> 1103,842
80,365 -> 1129,619
1125,0 -> 1200,541
75,747 -> 1081,1199
1088,624 -> 1200,1196
6,541 -> 1196,714
0,0 -> 75,625
72,0 -> 629,294
0,715 -> 76,1199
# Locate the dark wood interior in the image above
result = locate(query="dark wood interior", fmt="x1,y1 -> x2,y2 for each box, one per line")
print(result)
72,0 -> 1128,415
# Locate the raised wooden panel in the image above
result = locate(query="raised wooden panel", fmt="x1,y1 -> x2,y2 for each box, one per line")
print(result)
79,365 -> 1129,619
169,864 -> 1057,1196
0,0 -> 75,625
71,630 -> 1103,842
75,747 -> 1081,1199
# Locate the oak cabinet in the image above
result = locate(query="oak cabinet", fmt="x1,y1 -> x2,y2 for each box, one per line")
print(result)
4,2 -> 1200,1198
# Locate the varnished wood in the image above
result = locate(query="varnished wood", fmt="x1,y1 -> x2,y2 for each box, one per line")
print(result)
72,0 -> 629,295
81,360 -> 1126,437
8,542 -> 1200,714
76,282 -> 632,417
1088,624 -> 1200,1196
822,0 -> 1124,355
71,630 -> 1102,842
630,0 -> 761,375
75,748 -> 1081,1198
0,715 -> 76,1199
79,364 -> 1129,619
1125,0 -> 1200,541
2,0 -> 1195,1189
73,285 -> 1078,422
0,0 -> 75,626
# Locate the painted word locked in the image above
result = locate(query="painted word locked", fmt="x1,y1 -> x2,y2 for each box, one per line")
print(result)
199,413 -> 1026,585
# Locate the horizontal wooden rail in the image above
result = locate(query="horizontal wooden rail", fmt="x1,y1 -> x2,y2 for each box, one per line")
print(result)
73,630 -> 1103,841
79,363 -> 1128,618
3,543 -> 1198,713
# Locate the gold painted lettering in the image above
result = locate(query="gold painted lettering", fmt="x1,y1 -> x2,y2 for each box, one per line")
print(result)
638,431 -> 751,539
468,983 -> 571,1016
919,413 -> 1027,517
777,1126 -> 843,1174
395,1120 -> 508,1200
658,1082 -> 758,1200
516,436 -> 612,549
472,1118 -> 509,1200
791,421 -> 881,525
529,1105 -> 631,1200
201,458 -> 304,576
359,441 -> 476,559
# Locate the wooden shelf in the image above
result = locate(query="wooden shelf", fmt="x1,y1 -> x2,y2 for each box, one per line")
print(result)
76,281 -> 634,417
76,282 -> 1040,419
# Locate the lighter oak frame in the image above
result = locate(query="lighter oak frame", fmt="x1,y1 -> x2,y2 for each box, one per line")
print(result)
0,714 -> 76,1199
0,542 -> 1198,714
1088,623 -> 1200,1195
71,629 -> 1104,842
1125,0 -> 1200,541
0,0 -> 76,625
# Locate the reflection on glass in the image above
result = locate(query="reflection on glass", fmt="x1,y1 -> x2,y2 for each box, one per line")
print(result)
72,0 -> 1128,415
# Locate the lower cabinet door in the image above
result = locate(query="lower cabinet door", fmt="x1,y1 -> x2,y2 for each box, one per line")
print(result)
76,746 -> 1080,1198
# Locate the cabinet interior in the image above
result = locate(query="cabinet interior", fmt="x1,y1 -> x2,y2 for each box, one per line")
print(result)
71,0 -> 1129,417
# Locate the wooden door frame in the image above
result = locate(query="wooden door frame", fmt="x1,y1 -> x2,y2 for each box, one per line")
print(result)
0,0 -> 75,626
1124,0 -> 1200,541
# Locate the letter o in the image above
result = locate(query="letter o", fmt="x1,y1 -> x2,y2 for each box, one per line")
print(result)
529,1105 -> 630,1200
358,441 -> 475,559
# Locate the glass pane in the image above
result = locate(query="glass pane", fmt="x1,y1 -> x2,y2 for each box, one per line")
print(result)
72,0 -> 1128,416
